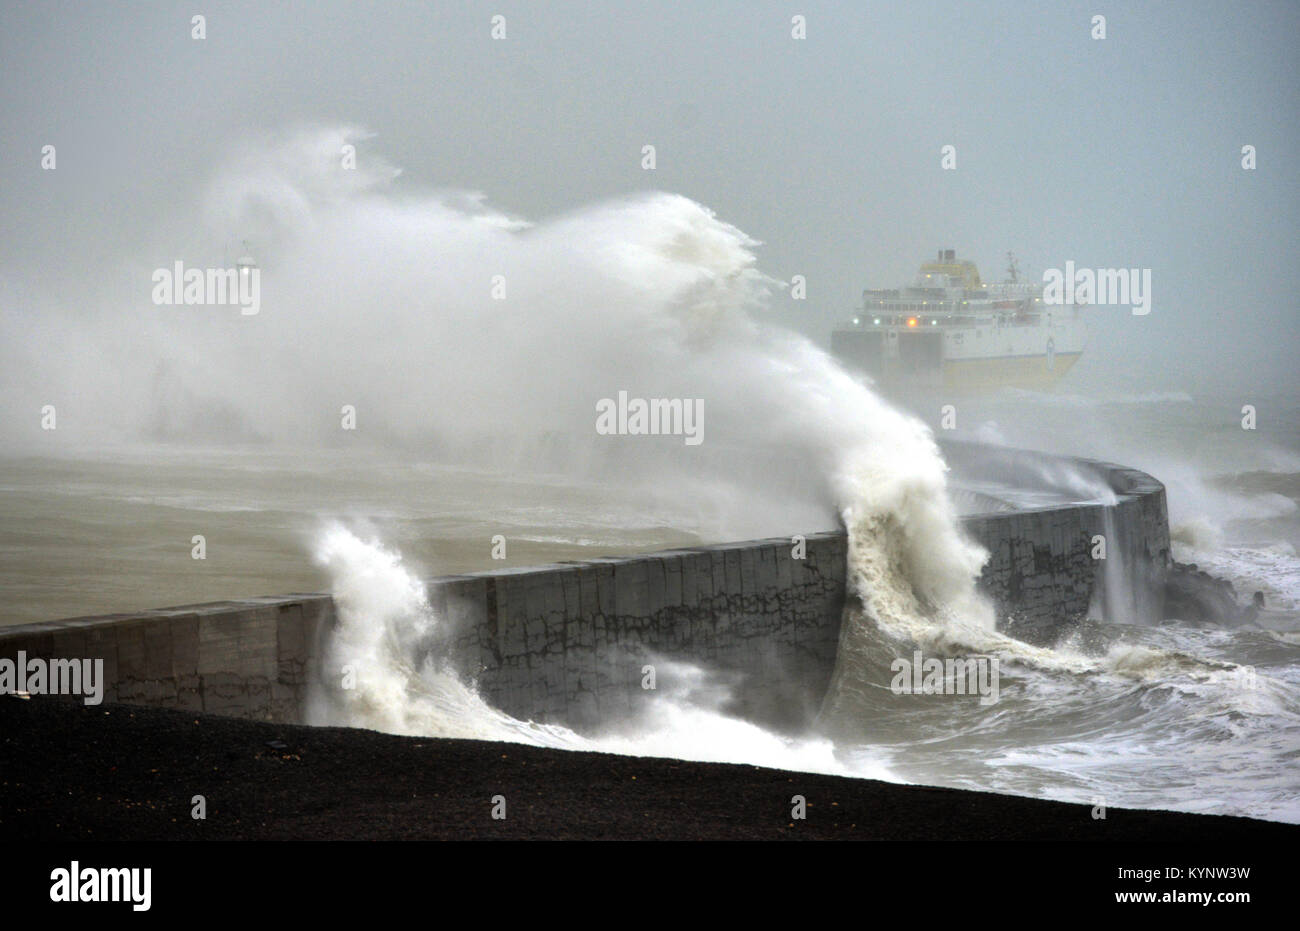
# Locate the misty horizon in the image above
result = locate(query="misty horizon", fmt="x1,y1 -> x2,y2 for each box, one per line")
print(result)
2,0 -> 1297,407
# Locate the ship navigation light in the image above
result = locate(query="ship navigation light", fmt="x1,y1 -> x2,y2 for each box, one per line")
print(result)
236,240 -> 258,279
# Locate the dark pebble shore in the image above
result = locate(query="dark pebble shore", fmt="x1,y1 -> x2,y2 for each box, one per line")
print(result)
2,696 -> 1294,841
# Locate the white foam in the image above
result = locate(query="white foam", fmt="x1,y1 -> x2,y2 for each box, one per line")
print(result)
309,524 -> 898,780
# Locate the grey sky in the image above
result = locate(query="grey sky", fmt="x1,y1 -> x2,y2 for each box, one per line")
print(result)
2,0 -> 1297,393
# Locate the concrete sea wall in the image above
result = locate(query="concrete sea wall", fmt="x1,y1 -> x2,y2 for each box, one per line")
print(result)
0,448 -> 1169,731
0,596 -> 333,720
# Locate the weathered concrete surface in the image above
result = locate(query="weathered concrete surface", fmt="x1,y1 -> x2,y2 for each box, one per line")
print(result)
0,596 -> 333,721
426,533 -> 848,732
0,449 -> 1169,729
950,444 -> 1170,641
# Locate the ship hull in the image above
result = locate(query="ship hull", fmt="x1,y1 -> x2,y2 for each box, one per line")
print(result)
940,351 -> 1081,390
850,351 -> 1082,392
831,328 -> 1085,392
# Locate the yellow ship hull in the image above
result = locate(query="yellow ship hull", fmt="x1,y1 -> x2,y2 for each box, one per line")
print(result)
940,352 -> 1082,390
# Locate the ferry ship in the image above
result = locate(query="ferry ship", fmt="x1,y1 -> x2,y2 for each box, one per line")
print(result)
831,249 -> 1086,390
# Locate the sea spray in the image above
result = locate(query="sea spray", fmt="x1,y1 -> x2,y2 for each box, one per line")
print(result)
815,426 -> 1001,735
307,522 -> 575,744
309,523 -> 883,777
0,125 -> 981,562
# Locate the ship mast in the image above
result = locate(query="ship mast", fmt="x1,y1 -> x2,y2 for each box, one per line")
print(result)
1005,251 -> 1019,284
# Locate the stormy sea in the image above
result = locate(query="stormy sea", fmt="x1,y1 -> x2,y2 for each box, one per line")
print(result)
2,129 -> 1297,824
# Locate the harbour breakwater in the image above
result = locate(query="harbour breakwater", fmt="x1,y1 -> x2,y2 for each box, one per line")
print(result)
0,445 -> 1170,731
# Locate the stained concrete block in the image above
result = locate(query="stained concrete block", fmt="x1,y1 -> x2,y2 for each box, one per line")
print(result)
115,621 -> 149,683
496,577 -> 529,655
724,548 -> 743,596
614,562 -> 650,618
169,615 -> 200,678
646,558 -> 666,616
